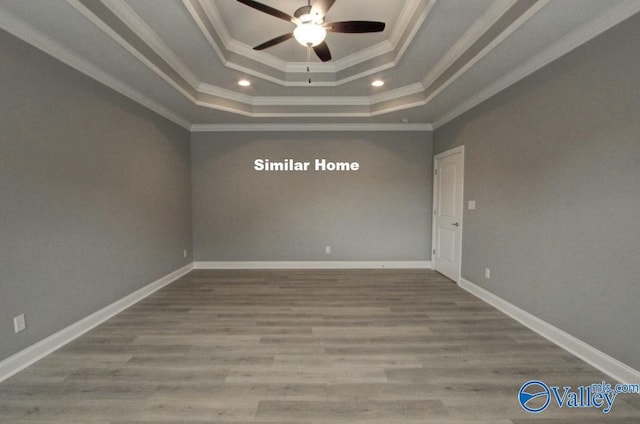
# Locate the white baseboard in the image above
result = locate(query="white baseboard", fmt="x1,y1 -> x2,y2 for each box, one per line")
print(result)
459,277 -> 640,385
194,261 -> 432,270
0,263 -> 194,383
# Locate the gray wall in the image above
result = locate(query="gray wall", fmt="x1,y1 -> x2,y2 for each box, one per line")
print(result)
434,13 -> 640,370
0,30 -> 192,361
191,131 -> 433,262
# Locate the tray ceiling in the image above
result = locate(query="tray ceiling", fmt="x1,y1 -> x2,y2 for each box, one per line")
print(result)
1,0 -> 639,130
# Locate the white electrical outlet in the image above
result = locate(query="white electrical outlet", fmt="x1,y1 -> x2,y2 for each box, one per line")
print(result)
325,246 -> 331,254
183,249 -> 187,258
485,268 -> 491,279
13,314 -> 26,334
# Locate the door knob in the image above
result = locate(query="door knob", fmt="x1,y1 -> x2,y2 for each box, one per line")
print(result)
452,222 -> 460,227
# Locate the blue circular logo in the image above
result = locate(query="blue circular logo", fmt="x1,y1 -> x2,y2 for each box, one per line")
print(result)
519,380 -> 551,413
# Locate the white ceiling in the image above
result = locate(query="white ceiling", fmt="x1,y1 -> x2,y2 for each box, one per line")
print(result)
1,0 -> 639,130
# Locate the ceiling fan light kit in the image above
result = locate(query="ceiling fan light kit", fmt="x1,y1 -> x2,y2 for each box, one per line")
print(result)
293,23 -> 326,47
236,0 -> 385,62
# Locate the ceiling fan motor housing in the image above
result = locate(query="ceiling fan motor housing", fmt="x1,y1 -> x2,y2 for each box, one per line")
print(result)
294,5 -> 323,24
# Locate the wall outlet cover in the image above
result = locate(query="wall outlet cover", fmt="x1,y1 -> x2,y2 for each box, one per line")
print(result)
13,314 -> 26,333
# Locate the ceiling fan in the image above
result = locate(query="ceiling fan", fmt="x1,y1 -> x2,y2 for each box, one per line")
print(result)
236,0 -> 386,62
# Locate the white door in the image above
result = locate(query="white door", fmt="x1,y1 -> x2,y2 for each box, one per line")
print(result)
432,146 -> 464,282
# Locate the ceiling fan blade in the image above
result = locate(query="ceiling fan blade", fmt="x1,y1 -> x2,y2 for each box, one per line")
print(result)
253,33 -> 294,50
236,0 -> 295,23
326,21 -> 386,33
312,0 -> 337,16
313,41 -> 332,62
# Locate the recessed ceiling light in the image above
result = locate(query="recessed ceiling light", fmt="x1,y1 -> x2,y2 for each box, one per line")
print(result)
371,80 -> 384,87
238,79 -> 251,87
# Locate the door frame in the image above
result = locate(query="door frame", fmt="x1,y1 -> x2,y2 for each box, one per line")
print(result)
431,145 -> 464,283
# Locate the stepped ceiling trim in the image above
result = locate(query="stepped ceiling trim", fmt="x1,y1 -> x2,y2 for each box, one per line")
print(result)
1,0 -> 638,127
67,0 -> 541,117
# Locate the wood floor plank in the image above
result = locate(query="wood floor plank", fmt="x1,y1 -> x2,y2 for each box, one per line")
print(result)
1,269 -> 639,423
255,399 -> 449,423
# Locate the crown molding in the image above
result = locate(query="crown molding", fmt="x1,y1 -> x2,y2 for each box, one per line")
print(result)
0,6 -> 190,130
284,62 -> 337,74
421,0 -> 518,90
390,0 -> 431,47
180,0 -> 227,65
199,0 -> 301,74
75,0 -> 505,117
425,0 -> 549,110
226,37 -> 291,72
370,100 -> 430,117
370,83 -> 426,104
65,0 -> 198,102
393,0 -> 438,63
3,0 -> 631,128
190,102 -> 413,118
70,0 -> 536,118
197,81 -> 430,111
0,0 -> 467,124
197,0 -> 231,46
191,123 -> 433,132
432,0 -> 640,129
252,96 -> 370,106
198,83 -> 255,105
331,41 -> 394,72
192,0 -> 427,85
101,0 -> 200,90
361,0 -> 548,120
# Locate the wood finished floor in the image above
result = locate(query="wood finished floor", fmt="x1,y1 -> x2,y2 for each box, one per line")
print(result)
1,269 -> 639,423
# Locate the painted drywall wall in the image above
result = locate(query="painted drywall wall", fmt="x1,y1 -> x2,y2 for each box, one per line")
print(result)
0,30 -> 192,361
434,12 -> 640,370
191,131 -> 433,262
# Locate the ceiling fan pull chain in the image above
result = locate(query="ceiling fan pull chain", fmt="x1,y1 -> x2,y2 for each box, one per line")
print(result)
307,47 -> 312,84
